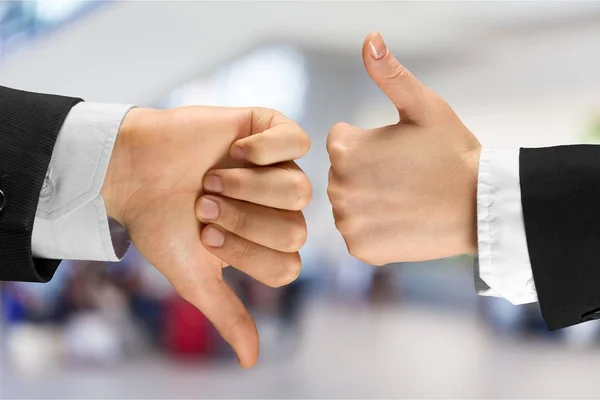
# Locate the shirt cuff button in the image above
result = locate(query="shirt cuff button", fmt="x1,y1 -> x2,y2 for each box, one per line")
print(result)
477,184 -> 496,208
526,278 -> 537,293
0,189 -> 6,212
40,177 -> 54,199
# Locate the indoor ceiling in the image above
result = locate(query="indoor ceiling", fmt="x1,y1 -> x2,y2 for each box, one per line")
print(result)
0,1 -> 599,103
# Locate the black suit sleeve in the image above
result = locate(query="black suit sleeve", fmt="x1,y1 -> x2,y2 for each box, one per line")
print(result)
520,145 -> 600,330
0,86 -> 82,282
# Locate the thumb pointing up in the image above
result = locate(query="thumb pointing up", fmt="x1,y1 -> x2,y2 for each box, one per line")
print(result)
363,32 -> 428,123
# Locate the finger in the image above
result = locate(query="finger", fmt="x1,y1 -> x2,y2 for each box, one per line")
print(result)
326,166 -> 343,203
230,122 -> 310,165
201,224 -> 302,288
196,195 -> 307,252
326,122 -> 363,175
181,273 -> 259,368
247,107 -> 295,135
203,162 -> 312,211
362,32 -> 427,123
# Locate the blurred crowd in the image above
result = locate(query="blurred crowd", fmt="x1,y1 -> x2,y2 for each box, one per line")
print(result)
0,246 -> 319,372
3,247 -> 600,377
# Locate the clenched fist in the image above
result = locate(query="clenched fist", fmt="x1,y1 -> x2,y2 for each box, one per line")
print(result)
102,106 -> 311,367
327,33 -> 481,266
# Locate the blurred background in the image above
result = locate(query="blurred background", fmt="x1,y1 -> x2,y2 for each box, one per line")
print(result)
2,1 -> 600,398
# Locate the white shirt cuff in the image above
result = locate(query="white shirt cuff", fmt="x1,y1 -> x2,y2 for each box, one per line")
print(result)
476,147 -> 538,305
31,102 -> 135,261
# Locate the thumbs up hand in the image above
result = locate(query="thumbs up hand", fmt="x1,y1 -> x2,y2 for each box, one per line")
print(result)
327,33 -> 481,266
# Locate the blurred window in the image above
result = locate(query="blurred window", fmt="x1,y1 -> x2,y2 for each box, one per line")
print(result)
164,45 -> 308,121
0,0 -> 101,58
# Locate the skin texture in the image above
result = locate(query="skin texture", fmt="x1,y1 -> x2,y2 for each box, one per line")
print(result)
101,106 -> 311,368
327,33 -> 481,266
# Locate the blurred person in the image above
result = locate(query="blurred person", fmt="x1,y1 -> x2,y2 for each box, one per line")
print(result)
327,32 -> 600,333
276,253 -> 319,353
59,263 -> 138,365
368,268 -> 397,305
0,86 -> 312,367
115,250 -> 171,346
162,293 -> 217,358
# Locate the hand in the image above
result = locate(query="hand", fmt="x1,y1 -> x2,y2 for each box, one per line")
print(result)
101,106 -> 311,367
327,33 -> 481,266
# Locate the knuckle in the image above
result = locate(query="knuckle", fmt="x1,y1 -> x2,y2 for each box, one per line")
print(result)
282,216 -> 308,252
327,123 -> 352,154
257,106 -> 277,115
326,183 -> 337,203
384,61 -> 410,81
429,92 -> 454,118
225,311 -> 254,343
272,255 -> 302,287
264,252 -> 302,288
231,207 -> 248,232
229,113 -> 248,132
327,184 -> 345,208
348,242 -> 379,266
336,218 -> 353,237
297,133 -> 311,157
334,212 -> 358,235
327,174 -> 346,204
329,122 -> 351,137
227,238 -> 251,264
327,128 -> 360,171
253,106 -> 276,120
290,173 -> 312,210
252,107 -> 279,129
331,195 -> 353,219
345,238 -> 387,266
327,140 -> 348,164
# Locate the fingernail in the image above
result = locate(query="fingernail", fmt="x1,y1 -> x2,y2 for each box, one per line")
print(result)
197,197 -> 219,221
203,226 -> 225,248
369,32 -> 387,60
204,174 -> 223,193
231,146 -> 246,161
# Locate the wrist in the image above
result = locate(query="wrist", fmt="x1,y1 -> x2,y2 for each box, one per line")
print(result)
101,107 -> 154,227
462,146 -> 481,254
